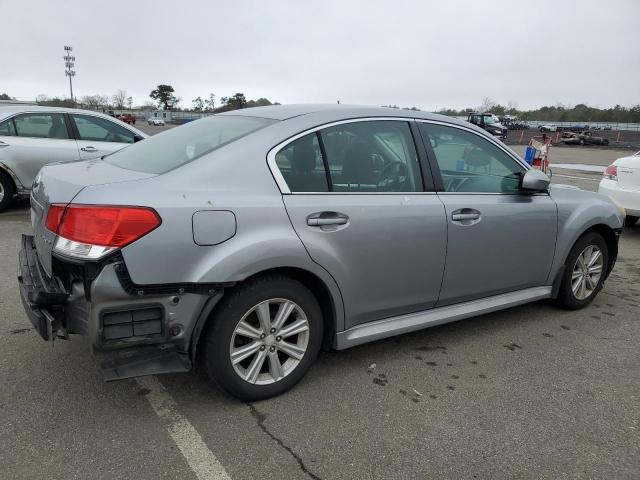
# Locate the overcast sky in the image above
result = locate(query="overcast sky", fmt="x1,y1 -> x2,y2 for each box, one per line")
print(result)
2,0 -> 639,111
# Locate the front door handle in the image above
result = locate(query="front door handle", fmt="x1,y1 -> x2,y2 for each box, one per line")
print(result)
451,208 -> 481,223
307,212 -> 349,227
81,146 -> 98,152
0,140 -> 10,147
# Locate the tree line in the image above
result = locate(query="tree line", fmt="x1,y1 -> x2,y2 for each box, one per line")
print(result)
437,98 -> 640,123
3,89 -> 639,123
149,85 -> 277,113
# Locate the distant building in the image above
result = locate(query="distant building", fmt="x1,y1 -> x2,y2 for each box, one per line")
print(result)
148,110 -> 173,121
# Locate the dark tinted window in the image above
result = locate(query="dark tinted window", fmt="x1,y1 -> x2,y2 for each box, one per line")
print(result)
421,123 -> 524,193
71,114 -> 135,143
105,115 -> 275,174
275,133 -> 329,192
320,121 -> 422,192
14,113 -> 69,139
0,118 -> 16,136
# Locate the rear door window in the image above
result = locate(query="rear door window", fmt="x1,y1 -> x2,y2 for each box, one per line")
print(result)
273,120 -> 423,193
71,114 -> 136,144
275,133 -> 329,192
320,120 -> 422,192
13,113 -> 70,139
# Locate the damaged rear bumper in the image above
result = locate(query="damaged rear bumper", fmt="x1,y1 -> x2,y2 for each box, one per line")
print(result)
18,234 -> 68,340
17,234 -> 223,380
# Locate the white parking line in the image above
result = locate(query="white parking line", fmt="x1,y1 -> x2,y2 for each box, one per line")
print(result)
552,173 -> 599,181
136,376 -> 232,480
552,163 -> 606,173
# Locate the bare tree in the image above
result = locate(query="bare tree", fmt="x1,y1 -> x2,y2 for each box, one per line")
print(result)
112,89 -> 127,109
192,96 -> 204,111
205,93 -> 216,111
81,94 -> 110,109
126,96 -> 133,110
480,97 -> 496,112
36,94 -> 50,104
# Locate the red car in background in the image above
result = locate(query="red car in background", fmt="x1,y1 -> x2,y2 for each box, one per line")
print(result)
118,113 -> 136,125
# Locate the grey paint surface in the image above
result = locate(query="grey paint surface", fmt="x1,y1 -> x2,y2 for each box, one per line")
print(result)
191,210 -> 237,246
436,193 -> 557,305
26,105 -> 624,358
283,193 -> 447,328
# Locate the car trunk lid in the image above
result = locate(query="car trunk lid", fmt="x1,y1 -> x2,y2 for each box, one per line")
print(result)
31,159 -> 156,276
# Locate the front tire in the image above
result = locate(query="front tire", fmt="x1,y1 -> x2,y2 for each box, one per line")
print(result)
0,171 -> 16,213
555,232 -> 608,309
202,275 -> 323,401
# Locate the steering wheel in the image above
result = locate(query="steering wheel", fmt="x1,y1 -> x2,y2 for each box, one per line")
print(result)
376,161 -> 404,189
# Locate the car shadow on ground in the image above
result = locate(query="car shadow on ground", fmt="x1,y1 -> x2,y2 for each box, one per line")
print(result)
0,198 -> 30,219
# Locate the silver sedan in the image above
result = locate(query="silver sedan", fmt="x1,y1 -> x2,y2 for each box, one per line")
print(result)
0,105 -> 147,211
17,105 -> 624,400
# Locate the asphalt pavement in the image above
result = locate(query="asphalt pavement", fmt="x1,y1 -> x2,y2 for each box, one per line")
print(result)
1,143 -> 638,480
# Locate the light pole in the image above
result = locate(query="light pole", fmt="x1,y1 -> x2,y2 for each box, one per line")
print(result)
63,46 -> 76,104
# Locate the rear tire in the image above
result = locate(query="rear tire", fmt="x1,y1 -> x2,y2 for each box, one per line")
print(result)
0,171 -> 16,213
626,215 -> 639,226
555,232 -> 608,310
202,275 -> 323,401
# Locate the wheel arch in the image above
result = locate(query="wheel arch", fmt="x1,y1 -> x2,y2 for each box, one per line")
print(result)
191,266 -> 343,363
0,162 -> 21,194
581,223 -> 619,277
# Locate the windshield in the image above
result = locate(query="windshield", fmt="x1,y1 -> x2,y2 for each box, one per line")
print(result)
483,115 -> 500,125
105,115 -> 276,174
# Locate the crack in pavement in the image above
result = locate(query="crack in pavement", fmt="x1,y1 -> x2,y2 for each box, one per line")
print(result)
9,328 -> 32,335
248,403 -> 322,480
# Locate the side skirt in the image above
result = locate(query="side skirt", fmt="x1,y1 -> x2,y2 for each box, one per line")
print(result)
335,286 -> 552,350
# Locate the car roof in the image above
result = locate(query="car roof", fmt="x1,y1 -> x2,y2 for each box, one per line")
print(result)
0,105 -> 118,118
219,103 -> 473,128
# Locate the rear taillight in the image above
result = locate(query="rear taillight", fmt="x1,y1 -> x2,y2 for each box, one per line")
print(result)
45,204 -> 65,232
45,204 -> 161,259
603,165 -> 617,181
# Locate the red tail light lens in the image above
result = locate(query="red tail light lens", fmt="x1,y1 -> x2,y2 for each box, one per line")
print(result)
45,204 -> 66,232
46,204 -> 161,247
604,165 -> 617,181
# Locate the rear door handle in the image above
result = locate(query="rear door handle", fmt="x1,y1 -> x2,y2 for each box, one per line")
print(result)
81,146 -> 98,152
451,208 -> 481,222
307,212 -> 349,227
0,140 -> 9,147
452,213 -> 480,221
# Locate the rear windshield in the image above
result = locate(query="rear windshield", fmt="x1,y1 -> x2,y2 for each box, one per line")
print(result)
104,115 -> 276,174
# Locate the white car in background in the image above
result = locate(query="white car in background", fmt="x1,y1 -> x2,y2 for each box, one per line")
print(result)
598,150 -> 640,226
0,106 -> 147,212
147,117 -> 166,126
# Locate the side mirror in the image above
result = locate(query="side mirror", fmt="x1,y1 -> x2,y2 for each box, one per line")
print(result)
521,168 -> 550,192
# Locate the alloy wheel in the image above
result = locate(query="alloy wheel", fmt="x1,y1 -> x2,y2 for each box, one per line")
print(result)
229,298 -> 310,385
0,181 -> 4,202
571,245 -> 603,300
